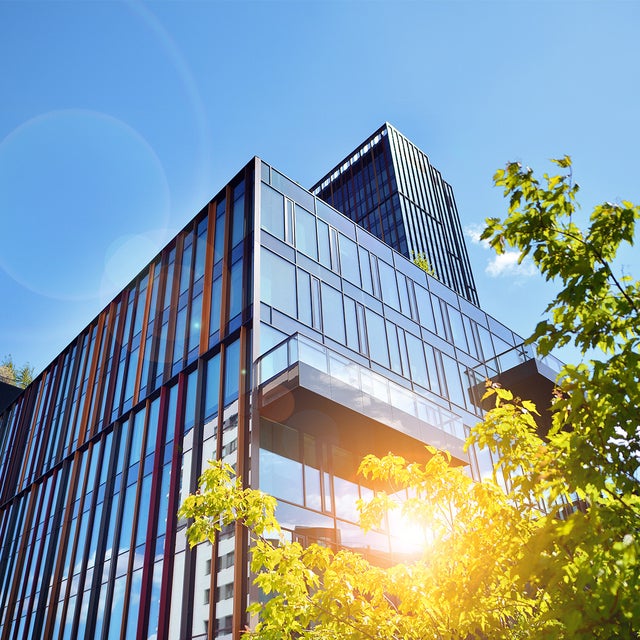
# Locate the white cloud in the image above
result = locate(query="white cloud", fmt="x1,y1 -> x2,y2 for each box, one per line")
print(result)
485,251 -> 537,278
465,224 -> 537,279
464,224 -> 490,248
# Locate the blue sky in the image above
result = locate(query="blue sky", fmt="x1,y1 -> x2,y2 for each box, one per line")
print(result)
1,1 -> 639,375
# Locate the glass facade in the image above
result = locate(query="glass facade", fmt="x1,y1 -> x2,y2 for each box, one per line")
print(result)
0,135 -> 542,640
311,123 -> 479,305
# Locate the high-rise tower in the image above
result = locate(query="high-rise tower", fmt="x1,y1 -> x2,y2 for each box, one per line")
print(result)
312,123 -> 479,305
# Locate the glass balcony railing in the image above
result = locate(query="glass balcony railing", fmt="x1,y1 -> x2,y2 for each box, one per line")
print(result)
483,342 -> 563,378
257,333 -> 466,441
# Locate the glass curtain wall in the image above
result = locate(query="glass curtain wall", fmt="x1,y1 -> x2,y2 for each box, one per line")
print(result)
0,161 -> 256,640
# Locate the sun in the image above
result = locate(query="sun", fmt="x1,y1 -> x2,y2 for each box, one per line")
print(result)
388,508 -> 434,555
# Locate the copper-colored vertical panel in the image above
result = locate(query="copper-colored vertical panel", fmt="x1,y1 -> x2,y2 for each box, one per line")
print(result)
76,320 -> 104,447
163,236 -> 184,382
100,293 -> 129,430
219,186 -> 232,341
200,201 -> 216,355
86,309 -> 109,440
133,266 -> 155,407
63,341 -> 87,454
33,358 -> 63,479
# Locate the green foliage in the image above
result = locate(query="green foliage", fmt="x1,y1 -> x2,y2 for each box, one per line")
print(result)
477,158 -> 640,636
180,158 -> 640,638
0,354 -> 34,388
411,251 -> 436,276
181,455 -> 538,639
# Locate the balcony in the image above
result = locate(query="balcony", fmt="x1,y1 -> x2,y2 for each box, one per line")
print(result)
469,343 -> 562,436
256,334 -> 469,465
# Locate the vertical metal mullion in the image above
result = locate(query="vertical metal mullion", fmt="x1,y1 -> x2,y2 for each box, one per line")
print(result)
200,202 -> 216,356
133,267 -> 155,407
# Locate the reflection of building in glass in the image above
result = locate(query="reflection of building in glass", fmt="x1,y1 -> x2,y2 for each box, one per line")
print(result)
0,127 -> 555,639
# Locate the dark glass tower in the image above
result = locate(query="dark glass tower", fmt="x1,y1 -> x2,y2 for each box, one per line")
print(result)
311,123 -> 479,305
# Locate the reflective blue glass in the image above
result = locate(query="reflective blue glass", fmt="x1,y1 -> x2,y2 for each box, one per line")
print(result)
321,283 -> 345,344
183,369 -> 198,434
295,205 -> 318,260
228,258 -> 243,320
223,340 -> 240,406
204,354 -> 221,421
260,182 -> 285,240
260,248 -> 296,318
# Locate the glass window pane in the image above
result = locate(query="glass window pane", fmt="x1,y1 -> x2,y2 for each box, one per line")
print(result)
129,409 -> 146,466
204,353 -> 221,421
397,274 -> 411,316
187,295 -> 202,356
321,284 -> 345,344
259,323 -> 287,356
442,354 -> 465,408
223,340 -> 240,406
295,205 -> 318,260
260,248 -> 296,318
333,477 -> 359,522
193,225 -> 207,282
179,243 -> 192,294
228,258 -> 243,320
338,234 -> 360,285
415,285 -> 436,333
386,321 -> 402,374
448,305 -> 468,352
424,345 -> 441,395
173,307 -> 187,365
296,269 -> 312,326
231,183 -> 245,248
118,484 -> 136,553
183,369 -> 198,434
304,465 -> 322,511
344,297 -> 359,352
261,183 -> 285,240
365,309 -> 389,367
214,199 -> 226,263
145,397 -> 160,458
378,260 -> 400,310
358,247 -> 373,294
210,276 -> 222,338
317,219 -> 331,268
260,448 -> 303,505
405,332 -> 428,388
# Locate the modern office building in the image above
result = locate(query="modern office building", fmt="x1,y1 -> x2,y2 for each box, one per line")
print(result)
0,126 -> 552,640
312,123 -> 479,305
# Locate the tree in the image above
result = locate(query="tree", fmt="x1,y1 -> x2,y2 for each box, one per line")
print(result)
180,158 -> 640,638
0,354 -> 34,388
